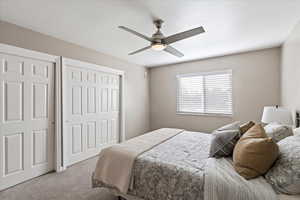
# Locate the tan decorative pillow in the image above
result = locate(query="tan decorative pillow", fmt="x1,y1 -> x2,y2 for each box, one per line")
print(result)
239,121 -> 255,134
233,124 -> 279,179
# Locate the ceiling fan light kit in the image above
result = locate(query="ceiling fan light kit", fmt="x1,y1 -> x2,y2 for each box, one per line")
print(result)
151,43 -> 166,51
119,19 -> 205,57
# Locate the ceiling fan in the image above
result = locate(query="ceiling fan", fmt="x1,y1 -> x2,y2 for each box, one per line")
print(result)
118,19 -> 205,58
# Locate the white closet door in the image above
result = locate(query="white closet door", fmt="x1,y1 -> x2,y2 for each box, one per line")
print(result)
0,52 -> 55,190
63,59 -> 121,165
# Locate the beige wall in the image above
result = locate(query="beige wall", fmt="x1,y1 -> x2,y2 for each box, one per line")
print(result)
0,21 -> 150,139
0,20 -> 286,136
149,48 -> 281,133
281,22 -> 300,121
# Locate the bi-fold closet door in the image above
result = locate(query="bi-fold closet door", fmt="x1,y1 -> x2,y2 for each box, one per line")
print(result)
0,44 -> 125,191
0,44 -> 57,191
62,58 -> 124,166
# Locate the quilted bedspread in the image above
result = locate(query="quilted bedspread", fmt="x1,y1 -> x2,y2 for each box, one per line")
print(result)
93,130 -> 279,200
93,130 -> 211,200
128,131 -> 212,200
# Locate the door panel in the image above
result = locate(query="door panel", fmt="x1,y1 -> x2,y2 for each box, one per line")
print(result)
101,88 -> 109,112
64,62 -> 120,165
72,86 -> 83,115
0,53 -> 54,191
32,129 -> 48,165
71,124 -> 83,154
32,83 -> 48,119
87,87 -> 96,114
87,121 -> 96,149
4,133 -> 24,175
4,81 -> 24,122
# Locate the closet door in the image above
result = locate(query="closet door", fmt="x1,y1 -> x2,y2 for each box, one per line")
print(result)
0,46 -> 55,191
63,58 -> 122,166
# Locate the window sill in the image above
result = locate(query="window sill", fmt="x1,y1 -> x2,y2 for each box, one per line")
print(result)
176,112 -> 233,118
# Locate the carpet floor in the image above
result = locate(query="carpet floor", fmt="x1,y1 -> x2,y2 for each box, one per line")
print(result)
0,156 -> 117,200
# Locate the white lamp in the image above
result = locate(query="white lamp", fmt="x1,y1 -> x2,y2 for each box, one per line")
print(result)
261,106 -> 293,125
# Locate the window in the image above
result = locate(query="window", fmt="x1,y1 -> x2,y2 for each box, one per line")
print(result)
177,70 -> 233,116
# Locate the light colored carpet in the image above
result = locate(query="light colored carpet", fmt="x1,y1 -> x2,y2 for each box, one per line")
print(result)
0,156 -> 117,200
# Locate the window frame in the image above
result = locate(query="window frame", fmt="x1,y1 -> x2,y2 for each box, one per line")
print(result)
176,69 -> 234,117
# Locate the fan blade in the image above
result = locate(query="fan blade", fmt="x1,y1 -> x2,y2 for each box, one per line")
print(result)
164,26 -> 205,44
164,45 -> 184,57
119,26 -> 152,42
129,46 -> 151,55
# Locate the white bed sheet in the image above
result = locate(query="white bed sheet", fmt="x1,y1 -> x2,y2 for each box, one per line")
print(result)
279,194 -> 300,200
108,188 -> 300,200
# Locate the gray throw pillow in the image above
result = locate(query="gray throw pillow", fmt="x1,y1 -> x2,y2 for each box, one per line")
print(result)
216,121 -> 240,132
265,135 -> 300,195
264,123 -> 293,143
209,129 -> 241,158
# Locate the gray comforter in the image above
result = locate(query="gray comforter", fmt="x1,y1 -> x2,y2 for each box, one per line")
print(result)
93,131 -> 277,200
128,131 -> 211,200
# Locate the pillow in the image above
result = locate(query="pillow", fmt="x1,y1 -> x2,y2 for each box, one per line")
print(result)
209,121 -> 241,158
264,123 -> 293,143
294,128 -> 300,136
209,129 -> 240,158
239,121 -> 255,134
233,124 -> 279,179
215,121 -> 240,132
265,135 -> 300,195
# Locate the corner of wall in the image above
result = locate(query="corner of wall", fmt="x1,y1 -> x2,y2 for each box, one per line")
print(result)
280,20 -> 300,120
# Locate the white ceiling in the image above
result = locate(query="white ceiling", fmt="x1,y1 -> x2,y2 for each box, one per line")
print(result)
1,0 -> 300,67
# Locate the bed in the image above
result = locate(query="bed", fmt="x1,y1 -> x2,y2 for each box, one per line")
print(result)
92,128 -> 300,200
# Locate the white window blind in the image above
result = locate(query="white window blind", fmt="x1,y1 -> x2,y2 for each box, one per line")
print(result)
177,70 -> 233,115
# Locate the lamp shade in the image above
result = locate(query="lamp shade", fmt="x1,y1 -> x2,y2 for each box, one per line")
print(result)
261,106 -> 293,125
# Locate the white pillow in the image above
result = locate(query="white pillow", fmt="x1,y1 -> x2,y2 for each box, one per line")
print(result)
266,135 -> 300,195
264,123 -> 293,143
215,121 -> 240,132
293,128 -> 300,136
